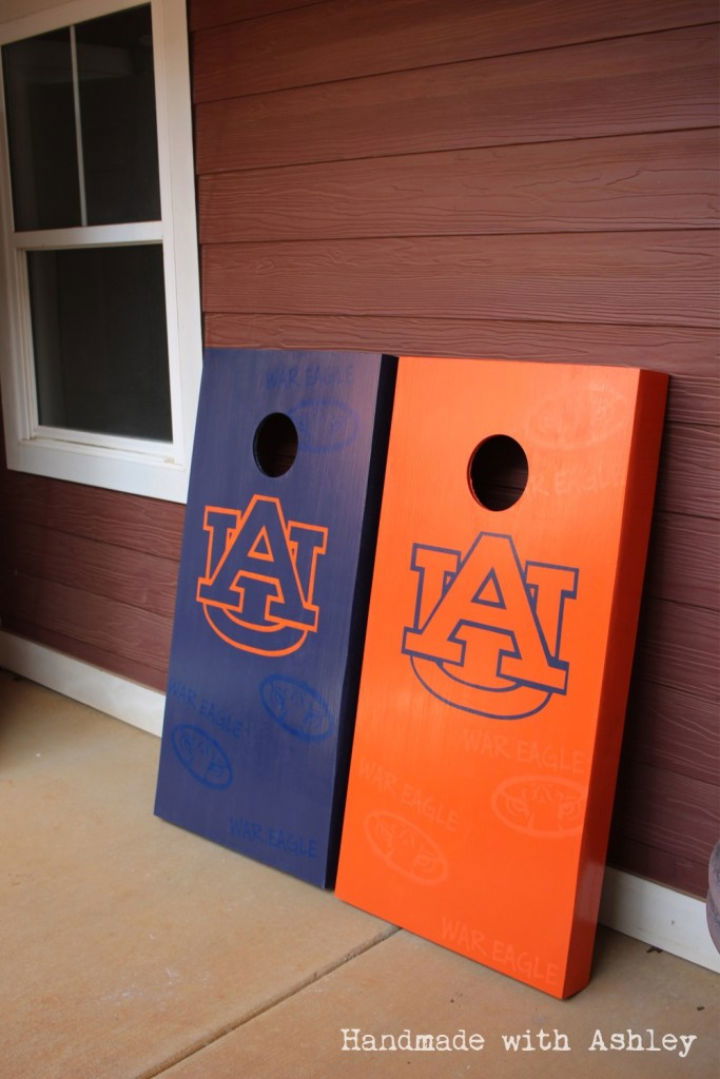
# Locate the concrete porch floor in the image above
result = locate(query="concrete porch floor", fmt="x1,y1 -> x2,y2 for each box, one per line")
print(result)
1,668 -> 717,1079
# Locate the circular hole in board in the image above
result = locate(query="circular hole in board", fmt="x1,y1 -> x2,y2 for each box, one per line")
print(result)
468,434 -> 528,511
254,413 -> 298,477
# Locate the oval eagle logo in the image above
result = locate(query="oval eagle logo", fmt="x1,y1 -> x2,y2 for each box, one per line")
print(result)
260,675 -> 335,741
289,398 -> 359,453
364,810 -> 448,884
171,724 -> 233,789
491,775 -> 585,837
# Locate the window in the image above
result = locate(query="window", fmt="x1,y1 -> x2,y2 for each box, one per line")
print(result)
0,0 -> 201,501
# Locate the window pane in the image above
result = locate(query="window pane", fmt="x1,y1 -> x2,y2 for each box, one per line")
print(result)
28,245 -> 172,441
76,4 -> 161,224
2,28 -> 81,230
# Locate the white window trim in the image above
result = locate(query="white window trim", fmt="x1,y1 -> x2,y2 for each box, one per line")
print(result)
0,0 -> 201,503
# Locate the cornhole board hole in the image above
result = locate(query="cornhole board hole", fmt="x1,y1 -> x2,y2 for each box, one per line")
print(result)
336,356 -> 667,996
155,348 -> 396,887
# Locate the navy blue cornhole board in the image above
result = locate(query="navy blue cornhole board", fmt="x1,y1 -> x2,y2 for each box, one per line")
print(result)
155,349 -> 396,886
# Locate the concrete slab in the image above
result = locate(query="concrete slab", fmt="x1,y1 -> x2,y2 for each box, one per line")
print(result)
158,923 -> 719,1079
0,672 -> 391,1079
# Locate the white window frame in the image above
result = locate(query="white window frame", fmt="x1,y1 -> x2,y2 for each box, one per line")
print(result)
0,0 -> 201,502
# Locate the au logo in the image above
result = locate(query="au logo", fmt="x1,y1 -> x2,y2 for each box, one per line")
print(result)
402,532 -> 579,719
196,495 -> 328,656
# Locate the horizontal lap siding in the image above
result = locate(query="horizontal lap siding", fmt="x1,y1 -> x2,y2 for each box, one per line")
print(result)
4,620 -> 169,691
206,317 -> 719,425
193,1 -> 719,897
624,681 -> 717,786
2,577 -> 172,679
612,761 -> 719,890
192,0 -> 717,97
5,525 -> 178,620
0,444 -> 182,691
195,26 -> 717,171
199,131 -> 719,241
189,0 -> 320,31
203,233 -> 717,326
1,470 -> 184,561
646,513 -> 719,609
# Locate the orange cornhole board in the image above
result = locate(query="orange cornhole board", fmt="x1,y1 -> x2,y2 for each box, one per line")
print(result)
335,357 -> 667,998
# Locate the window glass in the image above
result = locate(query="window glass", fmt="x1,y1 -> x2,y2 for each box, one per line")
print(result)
2,4 -> 160,229
0,0 -> 201,501
76,5 -> 160,224
28,244 -> 172,440
2,27 -> 80,230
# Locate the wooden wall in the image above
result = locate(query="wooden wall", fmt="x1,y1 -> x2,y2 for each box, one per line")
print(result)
0,0 -> 717,898
192,0 -> 719,898
0,437 -> 183,689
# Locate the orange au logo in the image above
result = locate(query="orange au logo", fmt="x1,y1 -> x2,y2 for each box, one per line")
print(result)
402,532 -> 578,719
196,494 -> 328,656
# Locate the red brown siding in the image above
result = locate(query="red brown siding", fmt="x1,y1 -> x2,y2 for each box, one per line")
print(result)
0,453 -> 182,691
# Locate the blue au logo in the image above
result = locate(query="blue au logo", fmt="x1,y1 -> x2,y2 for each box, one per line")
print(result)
402,532 -> 578,719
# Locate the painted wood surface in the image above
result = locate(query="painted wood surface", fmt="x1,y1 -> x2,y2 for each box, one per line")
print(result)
335,356 -> 667,996
624,681 -> 718,786
2,575 -> 172,673
188,0 -> 319,31
196,27 -> 717,172
645,513 -> 720,609
3,620 -> 168,691
634,599 -> 718,702
193,0 -> 716,100
612,760 -> 719,867
0,443 -> 181,690
609,834 -> 712,899
199,130 -> 719,242
154,348 -> 396,886
5,524 -> 178,619
1,470 -> 184,559
203,233 -> 718,328
206,317 -> 719,427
